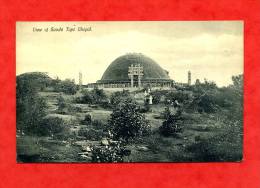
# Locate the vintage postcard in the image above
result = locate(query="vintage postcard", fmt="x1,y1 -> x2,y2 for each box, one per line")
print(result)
16,21 -> 243,163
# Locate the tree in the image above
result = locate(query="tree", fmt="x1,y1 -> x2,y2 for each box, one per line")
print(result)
38,116 -> 70,137
91,88 -> 107,104
110,90 -> 132,107
61,79 -> 78,95
57,94 -> 66,110
195,79 -> 201,85
231,74 -> 243,91
108,100 -> 151,141
16,77 -> 47,134
159,108 -> 184,136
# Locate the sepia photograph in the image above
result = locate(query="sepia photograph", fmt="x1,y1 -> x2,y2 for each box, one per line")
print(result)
16,21 -> 243,163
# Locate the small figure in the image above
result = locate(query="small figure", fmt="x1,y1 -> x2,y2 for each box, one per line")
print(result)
149,95 -> 153,105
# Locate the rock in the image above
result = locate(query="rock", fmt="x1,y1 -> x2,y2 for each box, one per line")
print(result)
80,154 -> 91,160
101,138 -> 109,146
109,140 -> 118,146
137,146 -> 149,151
82,146 -> 91,152
78,152 -> 90,156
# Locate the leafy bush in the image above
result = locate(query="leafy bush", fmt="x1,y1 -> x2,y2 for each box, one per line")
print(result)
57,95 -> 67,110
159,106 -> 184,136
110,90 -> 133,107
150,91 -> 162,104
81,114 -> 92,125
16,76 -> 47,134
76,88 -> 107,105
108,101 -> 151,141
91,88 -> 107,104
139,101 -> 151,113
92,120 -> 104,130
197,93 -> 219,113
37,117 -> 70,137
186,121 -> 242,161
16,72 -> 52,92
54,79 -> 78,95
165,91 -> 190,105
91,142 -> 130,162
78,128 -> 103,140
81,90 -> 94,104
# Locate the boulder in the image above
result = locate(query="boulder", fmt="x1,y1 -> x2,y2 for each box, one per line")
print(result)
109,140 -> 118,146
80,154 -> 91,160
82,146 -> 91,152
101,138 -> 109,146
137,146 -> 149,152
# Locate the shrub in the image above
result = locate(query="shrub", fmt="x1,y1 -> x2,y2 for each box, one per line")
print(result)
110,90 -> 133,107
150,91 -> 161,104
91,142 -> 130,162
91,88 -> 107,104
57,94 -> 66,108
197,93 -> 219,113
165,91 -> 190,105
100,100 -> 111,109
186,121 -> 242,162
16,77 -> 47,134
82,90 -> 94,104
139,102 -> 151,113
53,79 -> 78,95
78,128 -> 103,140
159,114 -> 184,136
159,107 -> 184,136
37,117 -> 69,137
92,120 -> 104,130
76,88 -> 107,105
108,101 -> 151,141
81,114 -> 92,125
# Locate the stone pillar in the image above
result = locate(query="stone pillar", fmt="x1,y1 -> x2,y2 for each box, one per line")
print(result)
138,75 -> 141,88
131,75 -> 134,88
149,95 -> 153,105
188,71 -> 191,85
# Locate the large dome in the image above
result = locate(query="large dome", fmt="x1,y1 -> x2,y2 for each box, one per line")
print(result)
98,53 -> 171,83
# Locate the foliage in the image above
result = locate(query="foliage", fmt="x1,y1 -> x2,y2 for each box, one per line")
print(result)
165,91 -> 190,105
186,120 -> 242,162
16,76 -> 47,133
17,72 -> 52,91
37,116 -> 70,137
92,120 -> 104,130
53,79 -> 78,95
139,101 -> 151,113
81,114 -> 92,125
76,88 -> 107,104
159,107 -> 183,136
110,90 -> 133,107
108,101 -> 151,141
188,75 -> 243,114
150,91 -> 162,104
78,128 -> 103,140
231,74 -> 243,92
91,88 -> 107,104
91,142 -> 130,162
57,95 -> 67,111
197,93 -> 219,113
80,90 -> 94,104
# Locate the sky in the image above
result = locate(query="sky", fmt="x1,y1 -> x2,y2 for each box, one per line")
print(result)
16,21 -> 243,86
